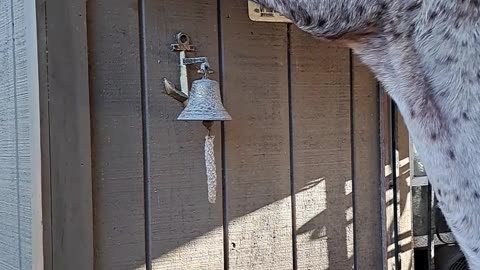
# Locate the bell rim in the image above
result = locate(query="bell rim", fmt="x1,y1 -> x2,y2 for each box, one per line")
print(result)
177,115 -> 232,121
192,78 -> 216,84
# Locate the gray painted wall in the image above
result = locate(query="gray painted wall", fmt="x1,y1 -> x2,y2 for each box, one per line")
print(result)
0,0 -> 42,269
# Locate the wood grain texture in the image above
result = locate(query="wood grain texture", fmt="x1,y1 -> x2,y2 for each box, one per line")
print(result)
0,1 -> 22,268
290,29 -> 353,270
24,0 -> 43,267
0,0 -> 41,268
14,0 -> 34,268
87,0 -> 145,269
222,1 -> 293,269
44,0 -> 93,269
13,3 -> 29,268
351,56 -> 384,269
144,1 -> 224,269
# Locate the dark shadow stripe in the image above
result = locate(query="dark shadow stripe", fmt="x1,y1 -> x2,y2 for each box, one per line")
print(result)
390,100 -> 401,269
287,24 -> 298,270
378,84 -> 389,269
376,82 -> 386,269
217,0 -> 229,268
43,2 -> 55,268
137,0 -> 152,269
349,49 -> 358,270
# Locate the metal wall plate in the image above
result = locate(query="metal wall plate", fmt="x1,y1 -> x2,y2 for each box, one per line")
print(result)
248,1 -> 292,23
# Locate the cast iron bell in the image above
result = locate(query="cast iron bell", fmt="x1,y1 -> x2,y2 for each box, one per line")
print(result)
177,78 -> 232,121
164,32 -> 231,204
163,32 -> 231,122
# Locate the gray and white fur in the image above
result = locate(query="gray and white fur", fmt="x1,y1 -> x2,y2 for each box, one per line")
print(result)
249,0 -> 480,267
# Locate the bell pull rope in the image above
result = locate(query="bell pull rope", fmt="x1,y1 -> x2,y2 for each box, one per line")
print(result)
204,123 -> 217,204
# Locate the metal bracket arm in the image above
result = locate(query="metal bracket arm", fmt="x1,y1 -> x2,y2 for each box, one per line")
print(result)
164,33 -> 213,104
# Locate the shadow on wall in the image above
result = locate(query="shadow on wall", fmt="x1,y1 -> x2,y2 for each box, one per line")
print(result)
145,159 -> 412,269
148,176 -> 354,269
385,148 -> 414,270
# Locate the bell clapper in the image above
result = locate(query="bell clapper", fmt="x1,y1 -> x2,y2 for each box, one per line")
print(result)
203,120 -> 214,135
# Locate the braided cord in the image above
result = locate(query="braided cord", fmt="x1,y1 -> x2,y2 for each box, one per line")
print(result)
205,134 -> 217,203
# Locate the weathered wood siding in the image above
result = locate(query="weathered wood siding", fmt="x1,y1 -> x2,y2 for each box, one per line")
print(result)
36,0 -> 93,269
85,1 -> 410,269
290,30 -> 353,269
0,0 -> 42,269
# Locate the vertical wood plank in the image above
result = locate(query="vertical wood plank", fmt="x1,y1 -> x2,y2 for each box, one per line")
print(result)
24,0 -> 44,267
382,93 -> 397,270
351,56 -> 384,269
42,0 -> 94,269
88,1 -> 146,269
379,89 -> 389,270
0,2 -> 21,268
222,1 -> 293,269
383,96 -> 414,270
290,29 -> 353,270
144,1 -> 224,269
13,0 -> 42,268
396,114 -> 414,270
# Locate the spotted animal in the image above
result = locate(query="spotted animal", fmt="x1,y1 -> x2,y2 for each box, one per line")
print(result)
248,0 -> 480,268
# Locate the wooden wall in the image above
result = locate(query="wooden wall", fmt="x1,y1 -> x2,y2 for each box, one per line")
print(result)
84,0 -> 393,269
36,0 -> 93,269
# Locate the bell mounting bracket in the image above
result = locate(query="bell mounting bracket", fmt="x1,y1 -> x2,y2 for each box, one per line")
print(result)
164,32 -> 213,104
